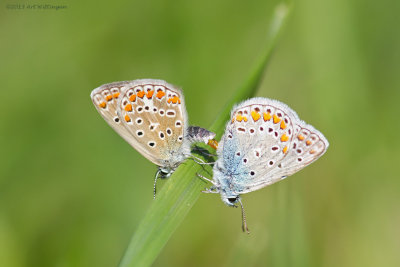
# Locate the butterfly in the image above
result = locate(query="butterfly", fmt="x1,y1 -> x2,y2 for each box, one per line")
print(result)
91,79 -> 216,197
199,97 -> 329,233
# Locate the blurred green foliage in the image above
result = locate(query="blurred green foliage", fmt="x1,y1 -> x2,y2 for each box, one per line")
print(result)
0,0 -> 399,266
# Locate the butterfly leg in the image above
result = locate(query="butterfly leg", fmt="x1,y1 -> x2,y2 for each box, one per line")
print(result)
189,155 -> 215,165
201,186 -> 219,194
191,146 -> 217,157
196,173 -> 221,196
196,172 -> 217,185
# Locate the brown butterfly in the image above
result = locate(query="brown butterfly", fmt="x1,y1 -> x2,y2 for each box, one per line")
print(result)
91,79 -> 216,196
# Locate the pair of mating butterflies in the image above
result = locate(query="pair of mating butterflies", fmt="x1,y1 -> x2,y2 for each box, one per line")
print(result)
91,79 -> 329,233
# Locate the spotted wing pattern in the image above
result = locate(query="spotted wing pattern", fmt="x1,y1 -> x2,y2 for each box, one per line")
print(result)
90,81 -> 137,148
116,79 -> 190,167
216,97 -> 329,194
92,79 -> 217,172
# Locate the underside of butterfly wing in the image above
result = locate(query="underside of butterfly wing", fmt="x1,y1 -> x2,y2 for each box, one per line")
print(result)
117,79 -> 190,169
90,81 -> 138,148
214,98 -> 328,195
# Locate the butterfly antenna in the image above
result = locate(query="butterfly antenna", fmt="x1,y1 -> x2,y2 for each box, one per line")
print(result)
238,198 -> 250,234
153,170 -> 161,199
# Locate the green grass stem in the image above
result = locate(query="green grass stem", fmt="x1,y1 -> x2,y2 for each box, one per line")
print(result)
119,4 -> 290,267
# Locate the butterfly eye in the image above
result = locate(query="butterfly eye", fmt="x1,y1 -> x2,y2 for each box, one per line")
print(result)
227,197 -> 238,204
160,169 -> 171,177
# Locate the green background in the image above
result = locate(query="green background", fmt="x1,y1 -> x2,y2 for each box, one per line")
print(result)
1,0 -> 399,266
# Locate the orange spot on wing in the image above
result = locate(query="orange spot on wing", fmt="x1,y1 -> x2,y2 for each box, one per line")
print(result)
283,146 -> 288,154
156,90 -> 165,99
273,114 -> 281,124
137,91 -> 145,98
298,134 -> 305,141
174,96 -> 181,104
263,112 -> 271,121
306,140 -> 312,146
168,96 -> 181,104
146,90 -> 154,99
124,104 -> 132,112
124,115 -> 131,122
99,102 -> 106,109
235,114 -> 247,122
310,150 -> 316,154
129,94 -> 136,102
207,139 -> 219,150
113,92 -> 120,98
280,133 -> 289,142
105,95 -> 113,101
236,114 -> 242,122
251,111 -> 261,122
280,120 -> 286,129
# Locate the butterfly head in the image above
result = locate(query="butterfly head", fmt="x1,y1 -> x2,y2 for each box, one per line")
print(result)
158,166 -> 175,178
158,153 -> 187,178
221,190 -> 240,207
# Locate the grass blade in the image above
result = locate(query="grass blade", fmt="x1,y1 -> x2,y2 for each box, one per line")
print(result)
209,3 -> 291,135
119,4 -> 290,267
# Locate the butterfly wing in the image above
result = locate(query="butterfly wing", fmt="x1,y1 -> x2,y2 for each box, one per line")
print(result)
216,97 -> 328,194
260,122 -> 329,184
90,81 -> 139,148
117,79 -> 190,168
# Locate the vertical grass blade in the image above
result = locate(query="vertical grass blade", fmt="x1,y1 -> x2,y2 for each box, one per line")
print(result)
119,4 -> 291,267
209,3 -> 291,136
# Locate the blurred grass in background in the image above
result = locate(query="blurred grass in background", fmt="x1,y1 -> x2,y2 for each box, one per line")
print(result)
0,0 -> 399,266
